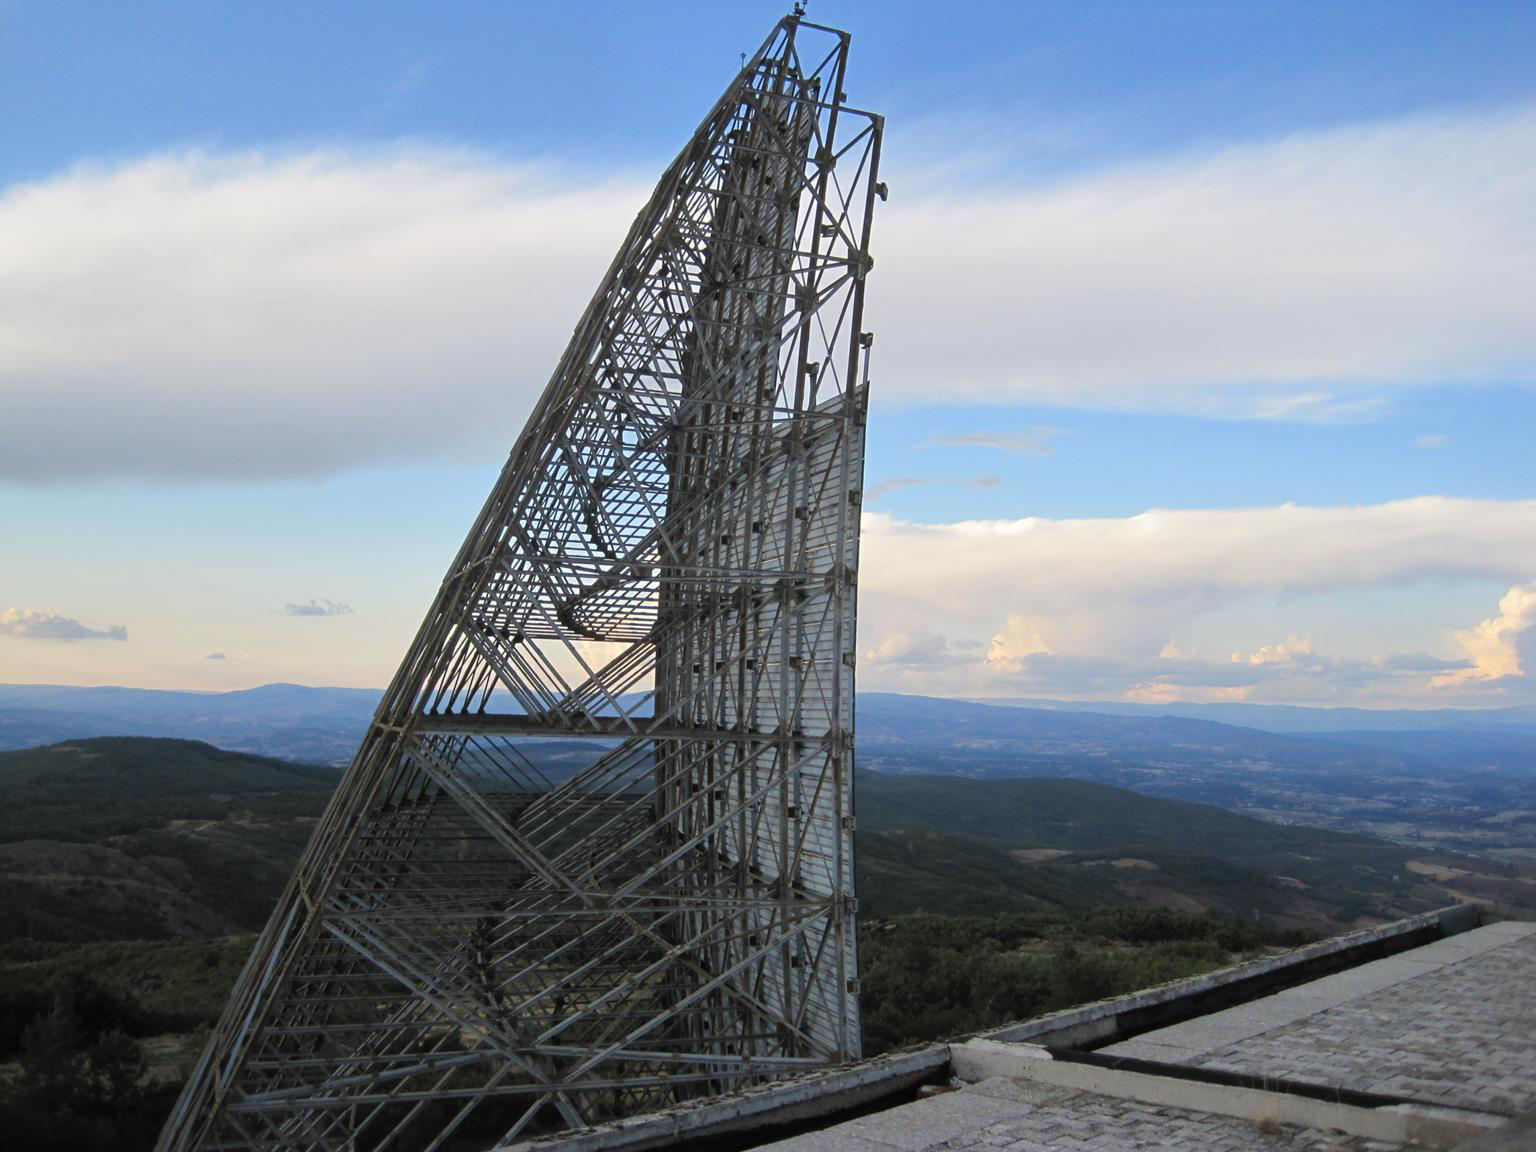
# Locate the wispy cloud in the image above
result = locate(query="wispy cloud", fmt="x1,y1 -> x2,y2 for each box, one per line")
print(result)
1416,433 -> 1449,449
285,599 -> 354,618
866,475 -> 1000,502
0,608 -> 126,642
390,59 -> 430,99
928,430 -> 1057,456
864,475 -> 929,502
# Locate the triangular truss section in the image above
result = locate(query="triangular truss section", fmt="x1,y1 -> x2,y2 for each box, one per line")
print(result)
159,15 -> 883,1152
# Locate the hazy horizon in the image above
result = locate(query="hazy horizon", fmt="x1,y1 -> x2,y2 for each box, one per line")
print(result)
3,678 -> 1532,718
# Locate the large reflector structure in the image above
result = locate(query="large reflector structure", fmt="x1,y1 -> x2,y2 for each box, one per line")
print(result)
159,13 -> 882,1151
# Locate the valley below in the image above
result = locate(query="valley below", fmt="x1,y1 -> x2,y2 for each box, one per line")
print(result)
2,686 -> 1535,1148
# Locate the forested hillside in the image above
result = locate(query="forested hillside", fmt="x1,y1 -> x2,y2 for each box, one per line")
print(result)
0,736 -> 1521,1150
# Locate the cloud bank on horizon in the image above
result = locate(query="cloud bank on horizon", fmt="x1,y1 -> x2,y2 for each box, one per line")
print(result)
858,499 -> 1536,706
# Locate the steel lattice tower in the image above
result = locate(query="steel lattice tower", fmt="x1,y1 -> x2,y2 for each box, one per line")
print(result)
158,14 -> 882,1152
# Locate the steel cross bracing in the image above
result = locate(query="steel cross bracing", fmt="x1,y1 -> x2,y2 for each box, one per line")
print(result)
157,15 -> 882,1152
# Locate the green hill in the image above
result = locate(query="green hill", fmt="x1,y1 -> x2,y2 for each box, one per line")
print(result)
859,827 -> 1103,917
0,737 -> 337,843
0,739 -> 336,943
0,736 -> 1485,1150
859,772 -> 1408,869
0,738 -> 1469,944
856,773 -> 1444,928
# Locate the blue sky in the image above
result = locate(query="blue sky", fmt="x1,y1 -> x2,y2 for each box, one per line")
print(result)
4,0 -> 1536,704
6,1 -> 1534,183
868,386 -> 1536,521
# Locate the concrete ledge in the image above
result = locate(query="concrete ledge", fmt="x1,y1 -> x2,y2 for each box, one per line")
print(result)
952,1038 -> 1505,1150
980,903 -> 1482,1050
497,1045 -> 951,1152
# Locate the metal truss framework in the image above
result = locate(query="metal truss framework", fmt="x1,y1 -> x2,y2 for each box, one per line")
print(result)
159,15 -> 882,1152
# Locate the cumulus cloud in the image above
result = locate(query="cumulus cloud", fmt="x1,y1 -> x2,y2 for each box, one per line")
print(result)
3,101 -> 1535,480
984,616 -> 1050,672
1437,581 -> 1536,686
1235,633 -> 1313,666
285,599 -> 354,618
0,608 -> 126,642
857,497 -> 1536,702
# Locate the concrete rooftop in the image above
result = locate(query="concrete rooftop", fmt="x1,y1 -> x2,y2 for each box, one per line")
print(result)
508,910 -> 1536,1152
757,919 -> 1536,1152
1103,918 -> 1536,1116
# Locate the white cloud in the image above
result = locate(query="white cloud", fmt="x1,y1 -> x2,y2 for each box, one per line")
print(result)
875,102 -> 1536,414
857,497 -> 1536,703
863,630 -> 977,670
1416,433 -> 1449,449
0,148 -> 638,480
1235,633 -> 1313,666
3,101 -> 1535,480
1437,581 -> 1536,686
984,616 -> 1050,672
0,608 -> 126,642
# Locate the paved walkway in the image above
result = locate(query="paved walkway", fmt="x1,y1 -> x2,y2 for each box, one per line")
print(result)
1103,920 -> 1536,1115
756,921 -> 1536,1151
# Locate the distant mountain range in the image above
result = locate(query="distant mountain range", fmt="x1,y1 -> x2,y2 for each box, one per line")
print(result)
4,681 -> 1533,760
959,694 -> 1536,733
3,682 -> 1533,867
0,682 -> 379,763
